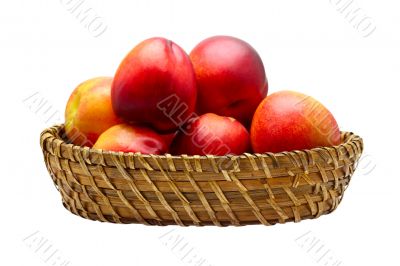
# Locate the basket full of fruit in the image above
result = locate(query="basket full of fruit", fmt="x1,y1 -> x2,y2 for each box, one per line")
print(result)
40,36 -> 363,226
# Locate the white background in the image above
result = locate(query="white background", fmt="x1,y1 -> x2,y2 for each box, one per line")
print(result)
1,0 -> 399,265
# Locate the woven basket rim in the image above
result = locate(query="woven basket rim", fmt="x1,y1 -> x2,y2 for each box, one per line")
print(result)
40,124 -> 363,226
41,124 -> 361,160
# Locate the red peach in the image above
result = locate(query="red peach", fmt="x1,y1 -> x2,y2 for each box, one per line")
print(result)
250,90 -> 341,153
171,113 -> 250,156
65,77 -> 121,147
161,131 -> 177,148
190,36 -> 267,126
93,124 -> 168,154
112,37 -> 197,133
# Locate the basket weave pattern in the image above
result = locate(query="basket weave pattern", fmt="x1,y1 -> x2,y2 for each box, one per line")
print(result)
40,125 -> 363,226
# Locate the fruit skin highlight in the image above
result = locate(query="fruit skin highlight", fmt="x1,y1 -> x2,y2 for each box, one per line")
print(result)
190,35 -> 268,126
112,37 -> 197,133
171,113 -> 250,156
93,124 -> 168,154
250,90 -> 341,153
65,77 -> 121,147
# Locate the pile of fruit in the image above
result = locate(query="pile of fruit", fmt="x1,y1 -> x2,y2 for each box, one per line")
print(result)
65,36 -> 341,155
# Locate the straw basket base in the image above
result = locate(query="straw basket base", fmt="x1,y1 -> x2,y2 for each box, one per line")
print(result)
41,125 -> 363,226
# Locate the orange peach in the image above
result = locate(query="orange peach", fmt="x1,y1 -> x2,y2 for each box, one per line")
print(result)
250,90 -> 341,153
65,77 -> 121,147
93,124 -> 168,154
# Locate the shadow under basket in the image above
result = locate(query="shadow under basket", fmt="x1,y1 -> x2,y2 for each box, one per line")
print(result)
40,125 -> 363,226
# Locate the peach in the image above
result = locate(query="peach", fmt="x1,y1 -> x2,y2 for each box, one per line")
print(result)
65,77 -> 121,147
190,36 -> 268,126
112,37 -> 197,133
250,90 -> 341,153
161,131 -> 177,148
93,124 -> 168,154
171,113 -> 250,156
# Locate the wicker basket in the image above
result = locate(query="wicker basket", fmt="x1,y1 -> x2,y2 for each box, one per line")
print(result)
40,124 -> 363,226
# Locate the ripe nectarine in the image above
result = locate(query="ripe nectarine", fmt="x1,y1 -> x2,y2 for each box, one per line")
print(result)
251,90 -> 341,153
93,124 -> 168,154
65,77 -> 121,147
171,113 -> 250,155
190,36 -> 267,126
112,37 -> 197,133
